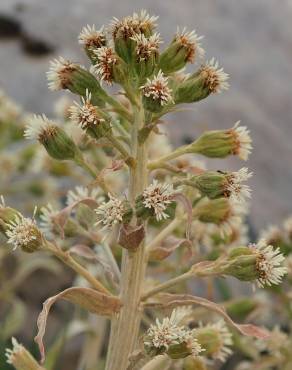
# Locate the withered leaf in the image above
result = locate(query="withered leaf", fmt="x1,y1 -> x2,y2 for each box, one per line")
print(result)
35,287 -> 121,363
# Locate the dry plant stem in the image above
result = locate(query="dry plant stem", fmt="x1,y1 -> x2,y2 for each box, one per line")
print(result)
105,98 -> 148,370
45,241 -> 111,295
142,271 -> 192,301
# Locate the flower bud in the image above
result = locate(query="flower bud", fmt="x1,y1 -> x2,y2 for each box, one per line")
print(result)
136,180 -> 176,221
159,28 -> 204,74
47,57 -> 107,106
6,338 -> 45,370
226,298 -> 258,320
5,211 -> 43,253
69,90 -> 111,140
184,357 -> 207,370
131,33 -> 161,80
78,25 -> 107,62
0,197 -> 19,234
222,239 -> 287,287
195,321 -> 233,362
174,58 -> 229,104
193,168 -> 252,203
189,122 -> 252,161
93,46 -> 128,86
95,194 -> 133,230
141,71 -> 174,113
144,309 -> 204,359
24,115 -> 81,161
111,11 -> 158,63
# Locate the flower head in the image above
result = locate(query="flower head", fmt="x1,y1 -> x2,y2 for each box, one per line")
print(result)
111,10 -> 158,40
142,180 -> 176,221
67,185 -> 102,206
93,46 -> 117,84
260,225 -> 283,246
199,58 -> 229,93
95,194 -> 125,229
144,309 -> 203,358
141,71 -> 173,106
230,122 -> 253,161
175,27 -> 205,62
24,114 -> 56,142
250,239 -> 287,288
131,32 -> 161,61
78,25 -> 106,49
69,90 -> 105,130
39,203 -> 59,239
198,320 -> 233,362
5,210 -> 43,252
47,57 -> 79,91
224,168 -> 253,203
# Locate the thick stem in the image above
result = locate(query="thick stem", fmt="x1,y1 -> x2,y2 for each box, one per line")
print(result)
105,98 -> 148,370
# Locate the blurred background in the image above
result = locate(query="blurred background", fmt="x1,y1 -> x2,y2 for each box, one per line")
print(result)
0,0 -> 292,369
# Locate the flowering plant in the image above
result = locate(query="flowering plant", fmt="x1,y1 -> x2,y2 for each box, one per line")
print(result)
1,10 -> 291,370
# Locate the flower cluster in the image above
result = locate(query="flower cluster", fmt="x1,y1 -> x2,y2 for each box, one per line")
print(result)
95,194 -> 126,229
250,239 -> 287,288
142,180 -> 176,221
141,71 -> 173,106
144,309 -> 204,358
199,58 -> 229,93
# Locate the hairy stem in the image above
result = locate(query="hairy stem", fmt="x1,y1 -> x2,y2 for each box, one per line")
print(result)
105,97 -> 148,370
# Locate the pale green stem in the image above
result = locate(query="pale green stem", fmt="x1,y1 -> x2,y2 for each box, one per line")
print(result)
142,271 -> 192,301
105,97 -> 148,370
106,133 -> 135,167
147,144 -> 191,170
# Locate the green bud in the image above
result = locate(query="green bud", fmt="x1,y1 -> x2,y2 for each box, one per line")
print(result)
111,11 -> 157,63
47,57 -> 107,106
222,247 -> 258,281
192,171 -> 227,199
167,341 -> 193,359
0,205 -> 19,234
195,327 -> 222,357
174,58 -> 229,104
194,198 -> 231,225
141,71 -> 174,113
226,298 -> 258,320
24,115 -> 81,161
69,92 -> 112,141
159,29 -> 204,74
78,25 -> 107,63
184,357 -> 207,370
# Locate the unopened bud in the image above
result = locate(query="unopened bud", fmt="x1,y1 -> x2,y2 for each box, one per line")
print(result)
0,197 -> 19,234
78,25 -> 107,62
93,46 -> 128,86
159,28 -> 204,74
141,71 -> 174,113
189,122 -> 252,161
195,321 -> 233,362
47,57 -> 107,106
69,90 -> 111,140
24,115 -> 81,161
174,58 -> 229,104
193,168 -> 252,203
111,11 -> 158,63
131,33 -> 161,80
226,298 -> 258,320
